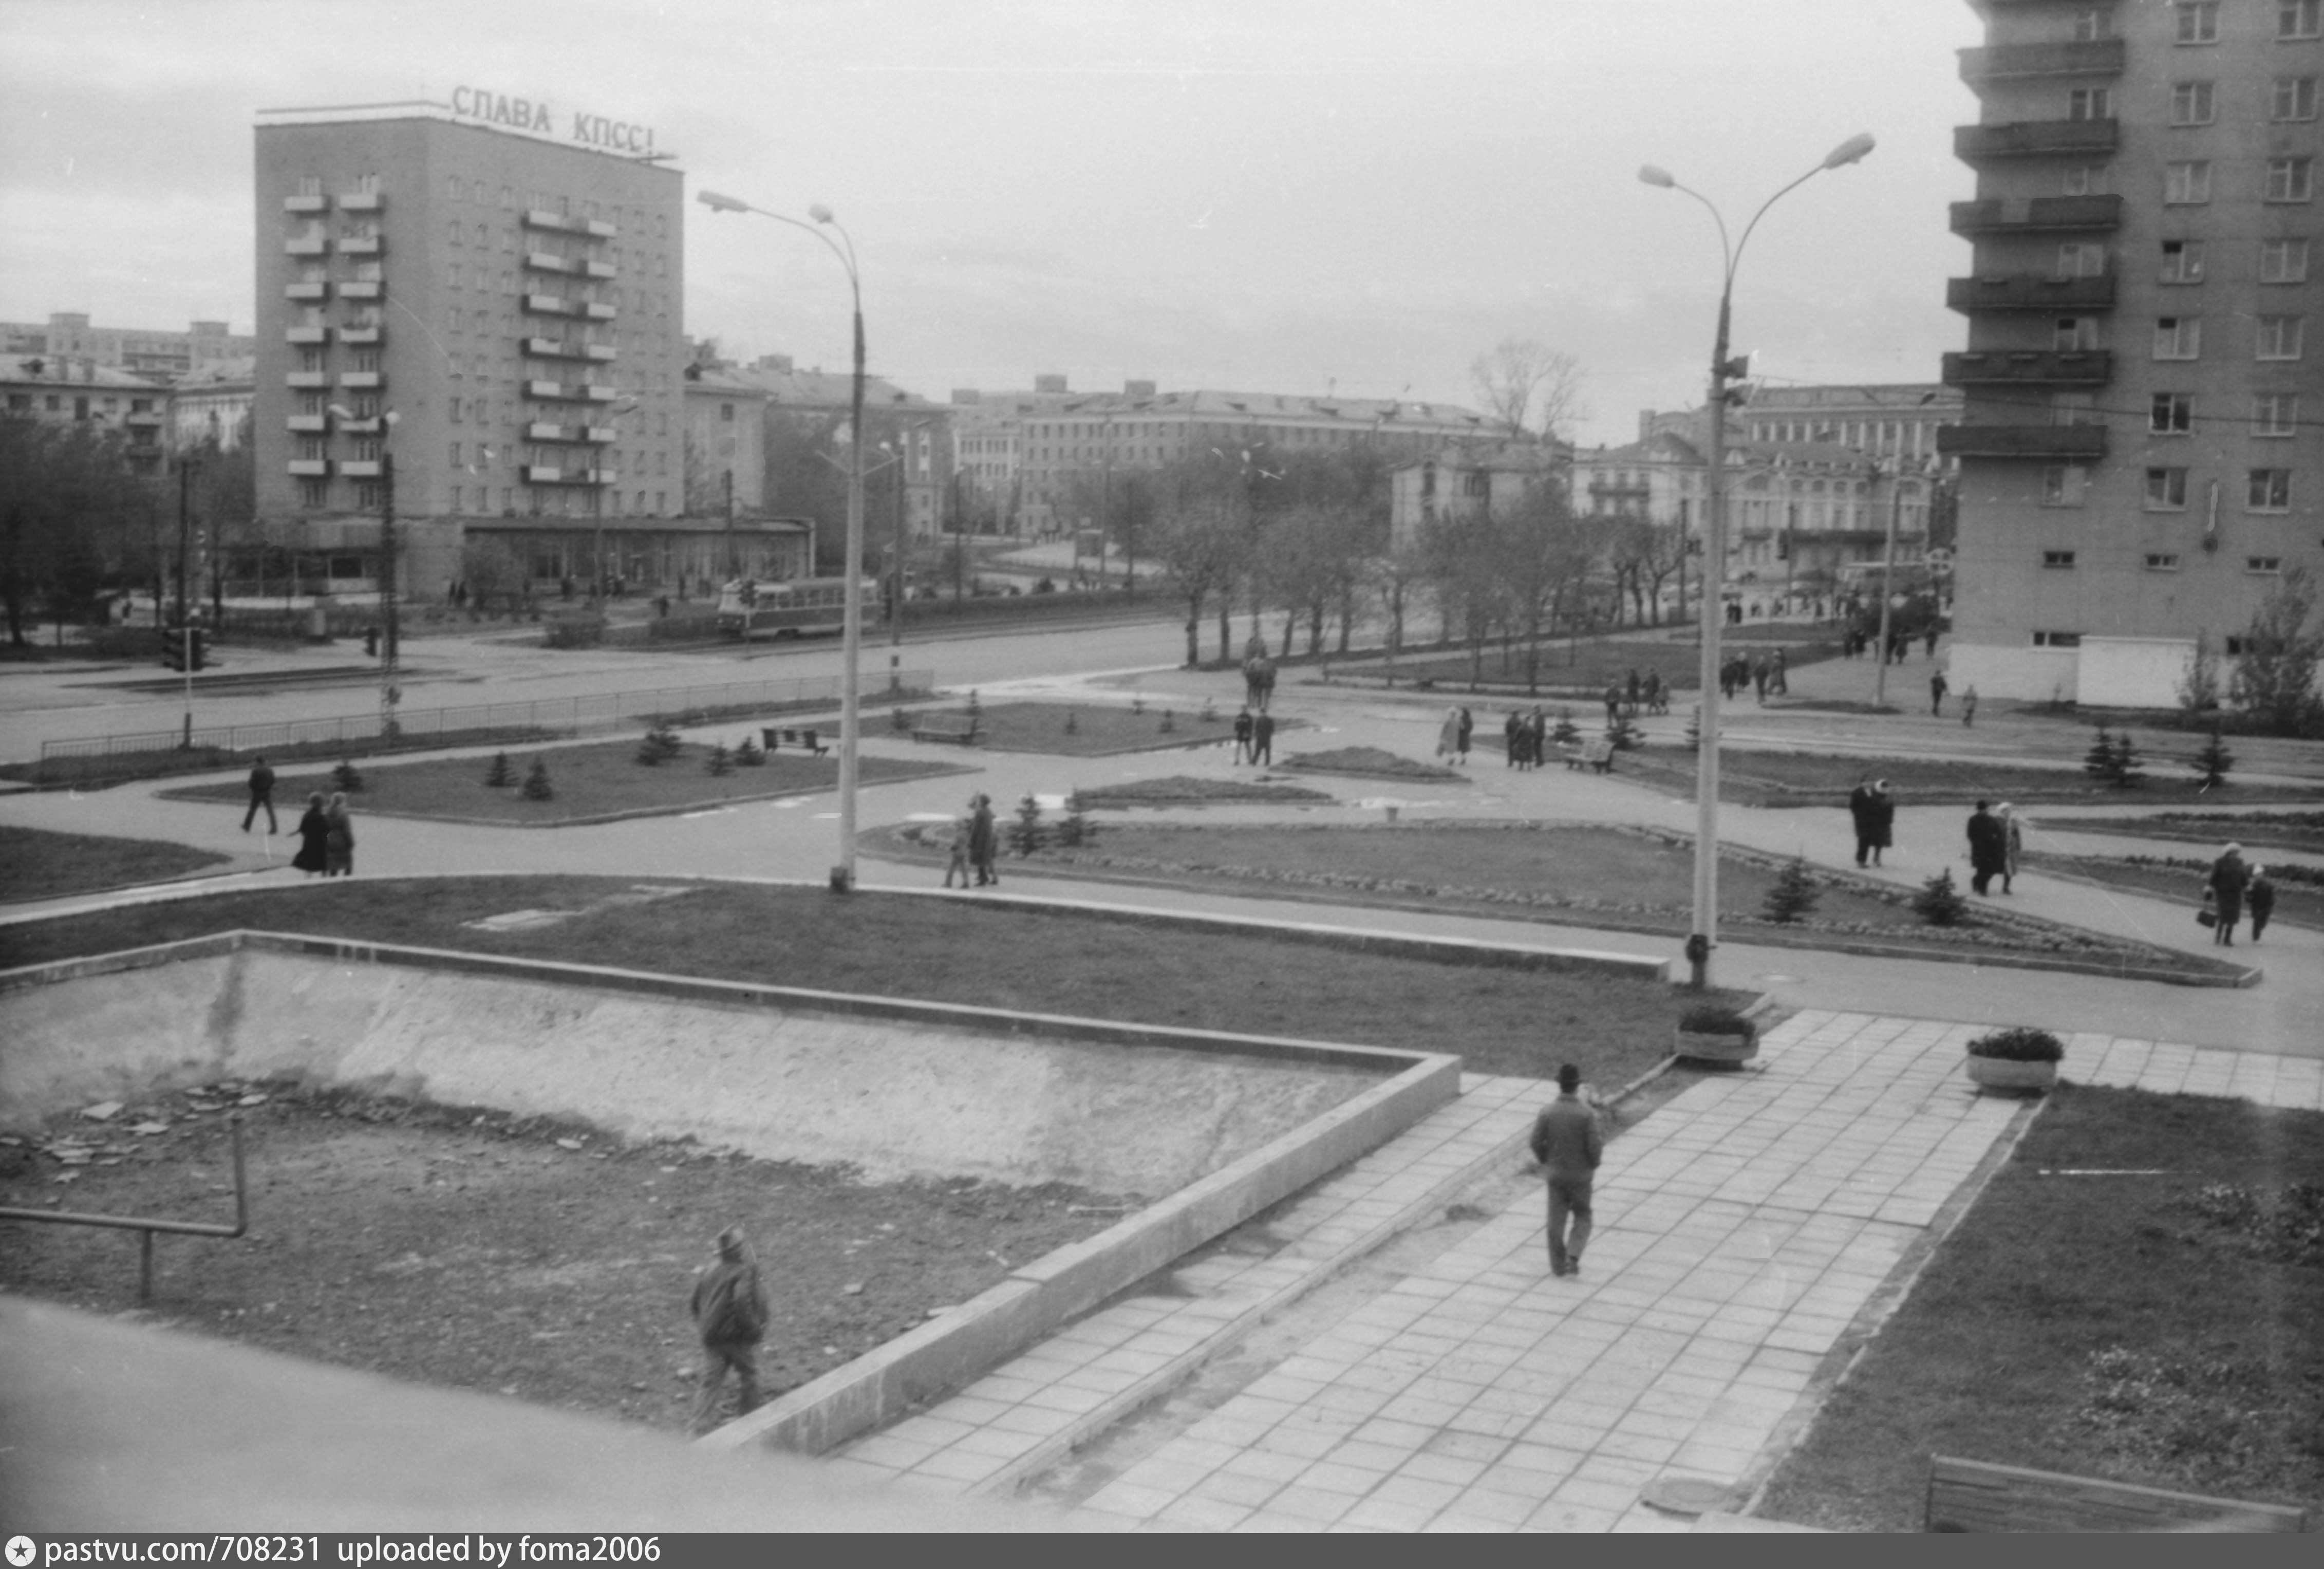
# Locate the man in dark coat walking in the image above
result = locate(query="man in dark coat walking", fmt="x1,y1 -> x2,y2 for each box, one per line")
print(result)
1929,669 -> 1949,717
1251,709 -> 1275,767
688,1225 -> 771,1435
1966,799 -> 2007,895
967,793 -> 999,886
1529,1064 -> 1603,1279
2209,843 -> 2251,945
242,757 -> 278,834
1848,777 -> 1881,868
1232,707 -> 1254,764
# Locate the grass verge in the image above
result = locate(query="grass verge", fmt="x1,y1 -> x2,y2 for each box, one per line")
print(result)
1757,1084 -> 2324,1531
1608,745 -> 2324,810
885,699 -> 1286,758
2026,851 -> 2320,934
0,825 -> 232,903
2041,811 -> 2324,855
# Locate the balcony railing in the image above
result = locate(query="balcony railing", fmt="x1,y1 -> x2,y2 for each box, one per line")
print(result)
1955,119 -> 2118,163
336,371 -> 383,389
524,292 -> 583,317
1946,274 -> 2116,311
339,326 -> 382,346
335,235 -> 382,256
340,191 -> 383,212
1958,39 -> 2125,83
284,281 -> 329,302
527,421 -> 616,443
525,380 -> 617,402
339,459 -> 383,479
524,337 -> 598,360
285,325 -> 329,345
1949,194 -> 2123,235
285,371 -> 330,389
583,259 -> 617,279
286,414 -> 329,434
286,459 -> 330,477
1936,423 -> 2109,460
523,252 -> 578,275
584,301 -> 617,321
281,194 -> 329,214
336,417 -> 383,435
339,280 -> 382,300
522,210 -> 617,238
283,235 -> 327,256
1941,349 -> 2113,386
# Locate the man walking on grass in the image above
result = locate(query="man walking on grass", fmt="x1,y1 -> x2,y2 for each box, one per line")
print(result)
1530,1063 -> 1603,1279
688,1224 -> 770,1434
242,756 -> 278,834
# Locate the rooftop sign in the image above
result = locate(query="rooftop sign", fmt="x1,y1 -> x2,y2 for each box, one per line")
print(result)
452,86 -> 657,156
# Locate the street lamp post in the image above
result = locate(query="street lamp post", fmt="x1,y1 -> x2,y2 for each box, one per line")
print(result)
700,189 -> 867,891
1640,132 -> 1874,990
330,404 -> 401,733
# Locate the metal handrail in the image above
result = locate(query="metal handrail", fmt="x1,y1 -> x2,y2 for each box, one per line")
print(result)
0,1114 -> 249,1302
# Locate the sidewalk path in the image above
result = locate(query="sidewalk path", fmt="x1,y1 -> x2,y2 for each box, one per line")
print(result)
813,1012 -> 2324,1532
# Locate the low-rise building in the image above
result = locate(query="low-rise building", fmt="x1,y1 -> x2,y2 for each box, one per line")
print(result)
1,352 -> 170,470
1386,440 -> 1571,554
169,358 -> 256,453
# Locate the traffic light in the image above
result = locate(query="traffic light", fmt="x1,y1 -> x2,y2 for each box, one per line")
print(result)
160,627 -> 208,670
190,628 -> 209,670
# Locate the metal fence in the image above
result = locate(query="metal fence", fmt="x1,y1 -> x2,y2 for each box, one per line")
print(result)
37,669 -> 935,773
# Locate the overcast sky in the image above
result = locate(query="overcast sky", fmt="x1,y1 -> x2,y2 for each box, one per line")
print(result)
0,0 -> 1983,446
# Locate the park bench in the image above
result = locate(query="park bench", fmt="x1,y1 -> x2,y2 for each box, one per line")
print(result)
760,726 -> 829,758
910,712 -> 981,745
1925,1455 -> 2307,1534
1562,738 -> 1615,774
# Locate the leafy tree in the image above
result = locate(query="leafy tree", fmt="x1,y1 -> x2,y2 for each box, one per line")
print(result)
2227,566 -> 2324,736
1762,857 -> 1820,924
1150,497 -> 1243,667
2177,629 -> 2222,715
0,415 -> 161,645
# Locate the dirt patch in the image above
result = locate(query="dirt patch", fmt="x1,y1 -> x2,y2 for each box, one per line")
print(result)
0,1080 -> 1126,1433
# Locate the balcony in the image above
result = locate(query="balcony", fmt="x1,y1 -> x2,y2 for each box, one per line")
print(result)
285,370 -> 330,389
1954,119 -> 2118,165
1949,194 -> 2123,235
1936,424 -> 2109,460
524,336 -> 596,360
287,414 -> 329,434
526,379 -> 617,402
286,459 -> 330,477
282,192 -> 330,214
524,292 -> 584,317
284,281 -> 329,302
1959,39 -> 2124,83
337,371 -> 383,389
336,417 -> 382,435
524,251 -> 578,275
284,235 -> 327,257
339,325 -> 383,346
339,459 -> 383,479
124,411 -> 164,427
584,301 -> 616,321
527,421 -> 614,442
339,279 -> 382,300
1946,274 -> 2116,312
1941,349 -> 2113,386
523,209 -> 617,238
583,259 -> 617,280
336,234 -> 382,256
340,191 -> 383,212
286,325 -> 330,345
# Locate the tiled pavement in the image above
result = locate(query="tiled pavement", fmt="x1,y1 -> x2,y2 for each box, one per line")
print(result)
815,1013 -> 2324,1531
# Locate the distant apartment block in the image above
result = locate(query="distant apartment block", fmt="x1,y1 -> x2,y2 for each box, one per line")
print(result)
1,352 -> 170,470
1,313 -> 254,383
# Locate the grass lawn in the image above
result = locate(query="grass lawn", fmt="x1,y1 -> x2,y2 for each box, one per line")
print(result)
874,818 -> 2238,978
1758,1085 -> 2324,1531
1610,744 -> 2324,809
0,876 -> 1729,1086
158,738 -> 962,826
2048,810 -> 2324,855
2026,852 -> 2320,933
1279,745 -> 1464,783
1359,630 -> 1838,697
891,699 -> 1269,757
1075,775 -> 1337,808
0,825 -> 231,903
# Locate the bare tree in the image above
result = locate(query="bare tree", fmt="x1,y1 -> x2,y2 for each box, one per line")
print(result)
1150,497 -> 1242,668
1469,339 -> 1589,441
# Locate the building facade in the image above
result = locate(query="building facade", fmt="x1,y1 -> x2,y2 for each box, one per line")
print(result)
1386,440 -> 1571,554
1942,0 -> 2324,705
2,314 -> 254,383
169,359 -> 256,454
1,353 -> 170,471
251,102 -> 691,600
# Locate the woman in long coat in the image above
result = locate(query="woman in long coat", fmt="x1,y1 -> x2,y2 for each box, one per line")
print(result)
2208,842 -> 2250,945
291,792 -> 330,876
323,791 -> 355,878
1867,780 -> 1895,867
1996,803 -> 2023,893
1436,706 -> 1461,760
967,793 -> 998,887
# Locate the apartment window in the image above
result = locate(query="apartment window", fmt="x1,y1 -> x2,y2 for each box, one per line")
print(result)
2062,165 -> 2109,196
2058,242 -> 2107,278
449,397 -> 463,424
2146,467 -> 2191,509
2041,465 -> 2088,506
2257,315 -> 2306,358
2267,158 -> 2315,202
2151,393 -> 2195,434
449,442 -> 462,466
2042,551 -> 2078,569
2254,393 -> 2301,435
2056,316 -> 2101,350
2249,470 -> 2293,511
2159,240 -> 2206,282
2275,76 -> 2320,119
354,480 -> 381,509
2170,81 -> 2216,124
296,437 -> 325,462
353,349 -> 381,372
2166,162 -> 2213,203
352,438 -> 381,463
2053,391 -> 2101,426
2069,87 -> 2113,121
2176,2 -> 2219,44
2073,9 -> 2109,40
2154,316 -> 2203,359
2284,1 -> 2322,39
2033,631 -> 2084,648
297,479 -> 328,508
2145,553 -> 2182,571
2261,238 -> 2312,282
2248,556 -> 2285,574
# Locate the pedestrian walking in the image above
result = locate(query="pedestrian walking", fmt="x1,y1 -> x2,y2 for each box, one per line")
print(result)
1771,647 -> 1788,695
1252,709 -> 1275,766
1625,668 -> 1641,715
1868,778 -> 1895,866
1644,671 -> 1666,715
1996,802 -> 2022,893
687,1225 -> 770,1435
1436,705 -> 1461,761
1966,799 -> 2007,896
967,793 -> 999,886
241,757 -> 278,834
1752,656 -> 1771,704
1456,706 -> 1474,765
323,791 -> 355,877
1528,1064 -> 1603,1279
1925,625 -> 1940,659
1233,706 -> 1254,765
1603,682 -> 1622,726
1527,706 -> 1547,769
2208,842 -> 2250,946
1961,685 -> 1978,727
942,813 -> 971,888
1504,709 -> 1524,769
2247,865 -> 2276,942
1929,669 -> 1949,717
291,793 -> 329,877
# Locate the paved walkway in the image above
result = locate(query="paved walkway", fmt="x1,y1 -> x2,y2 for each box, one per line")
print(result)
811,1013 -> 2324,1531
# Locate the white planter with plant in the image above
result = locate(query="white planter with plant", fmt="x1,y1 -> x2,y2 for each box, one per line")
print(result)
1964,1026 -> 2063,1093
1676,1004 -> 1758,1067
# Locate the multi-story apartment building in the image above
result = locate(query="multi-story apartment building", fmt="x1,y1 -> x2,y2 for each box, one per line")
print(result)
1386,440 -> 1571,554
169,359 -> 256,454
251,99 -> 694,599
2,314 -> 254,384
1942,0 -> 2324,705
1,352 -> 170,470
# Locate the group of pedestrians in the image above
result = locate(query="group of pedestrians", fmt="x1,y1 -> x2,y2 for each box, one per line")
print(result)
1434,706 -> 1472,765
243,757 -> 354,877
2204,843 -> 2278,946
1502,706 -> 1563,769
943,792 -> 1000,888
1232,706 -> 1278,765
1964,800 -> 2023,895
1716,650 -> 1787,703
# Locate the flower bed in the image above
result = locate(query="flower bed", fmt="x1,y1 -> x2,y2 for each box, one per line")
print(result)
1278,746 -> 1464,782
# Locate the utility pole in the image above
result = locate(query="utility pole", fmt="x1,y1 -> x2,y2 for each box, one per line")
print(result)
177,456 -> 197,748
1873,458 -> 1903,709
724,468 -> 736,581
380,446 -> 401,736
